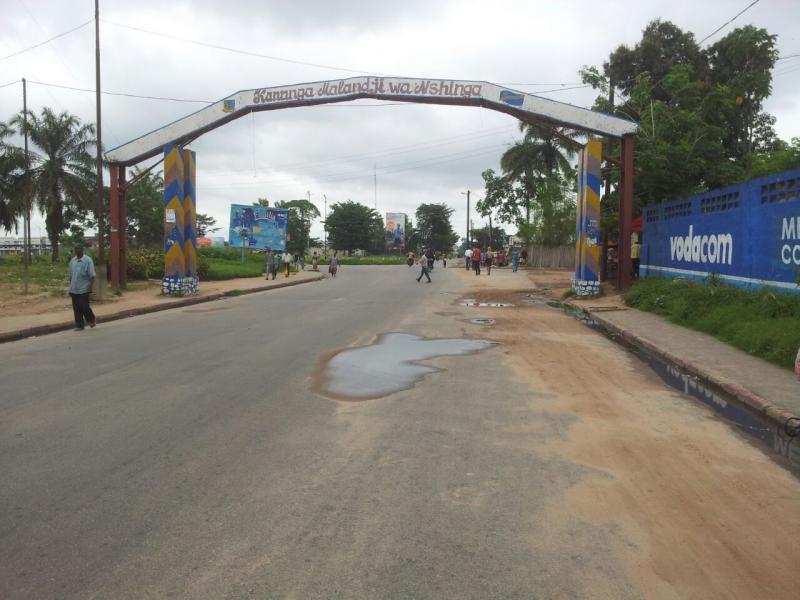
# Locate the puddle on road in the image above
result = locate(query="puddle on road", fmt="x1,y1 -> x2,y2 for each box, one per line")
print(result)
459,300 -> 515,308
314,333 -> 496,401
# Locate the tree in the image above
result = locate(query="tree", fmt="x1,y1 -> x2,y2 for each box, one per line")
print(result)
126,169 -> 163,248
404,215 -> 419,253
414,203 -> 459,253
469,225 -> 506,252
196,213 -> 220,237
9,108 -> 96,261
499,122 -> 576,223
325,200 -> 383,254
477,168 -> 523,226
273,199 -> 320,254
0,121 -> 26,232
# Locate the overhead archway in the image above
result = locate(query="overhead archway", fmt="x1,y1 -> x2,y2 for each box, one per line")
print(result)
105,77 -> 638,290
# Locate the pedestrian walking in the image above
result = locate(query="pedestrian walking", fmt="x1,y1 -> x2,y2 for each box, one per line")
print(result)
416,253 -> 431,283
511,247 -> 520,272
282,250 -> 292,277
520,248 -> 528,265
631,233 -> 641,280
329,251 -> 339,277
465,247 -> 473,270
485,247 -> 494,275
265,249 -> 278,280
443,254 -> 447,268
312,251 -> 319,271
299,253 -> 306,271
471,245 -> 481,275
68,243 -> 96,330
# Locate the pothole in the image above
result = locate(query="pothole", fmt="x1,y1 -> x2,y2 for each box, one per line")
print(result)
470,318 -> 496,326
313,333 -> 496,401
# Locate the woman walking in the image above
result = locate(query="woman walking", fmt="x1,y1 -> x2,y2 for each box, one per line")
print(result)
511,247 -> 520,272
329,251 -> 339,278
312,251 -> 319,271
485,247 -> 494,275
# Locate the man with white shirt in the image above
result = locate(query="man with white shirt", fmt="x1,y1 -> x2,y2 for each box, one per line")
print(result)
68,244 -> 96,331
465,247 -> 473,270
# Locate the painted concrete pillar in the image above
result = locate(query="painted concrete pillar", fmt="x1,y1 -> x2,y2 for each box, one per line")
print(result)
163,145 -> 187,295
572,140 -> 602,296
182,149 -> 198,292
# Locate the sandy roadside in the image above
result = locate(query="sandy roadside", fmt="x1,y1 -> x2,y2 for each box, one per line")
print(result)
458,266 -> 799,600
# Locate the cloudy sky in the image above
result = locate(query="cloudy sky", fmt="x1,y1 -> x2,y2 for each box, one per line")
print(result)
1,0 -> 798,244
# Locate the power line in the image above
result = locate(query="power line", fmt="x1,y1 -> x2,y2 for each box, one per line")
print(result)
698,0 -> 761,45
776,53 -> 800,61
0,18 -> 92,61
101,18 -> 386,77
0,79 -> 20,89
26,79 -> 214,103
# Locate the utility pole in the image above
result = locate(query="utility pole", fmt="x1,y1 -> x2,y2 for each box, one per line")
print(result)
488,215 -> 493,249
94,0 -> 105,295
22,78 -> 30,294
323,194 -> 327,256
373,163 -> 377,210
461,190 -> 471,247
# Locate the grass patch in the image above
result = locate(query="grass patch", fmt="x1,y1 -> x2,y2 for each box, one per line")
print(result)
625,277 -> 800,369
0,255 -> 68,287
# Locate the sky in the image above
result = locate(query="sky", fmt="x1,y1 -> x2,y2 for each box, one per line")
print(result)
1,0 -> 798,245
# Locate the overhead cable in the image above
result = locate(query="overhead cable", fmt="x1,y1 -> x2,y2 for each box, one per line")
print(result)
0,19 -> 92,61
698,0 -> 761,45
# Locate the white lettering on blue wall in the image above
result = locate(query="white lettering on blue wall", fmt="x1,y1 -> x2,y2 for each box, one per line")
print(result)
669,225 -> 733,265
780,216 -> 800,265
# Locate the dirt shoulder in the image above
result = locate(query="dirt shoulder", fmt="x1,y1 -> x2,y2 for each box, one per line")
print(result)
456,266 -> 799,599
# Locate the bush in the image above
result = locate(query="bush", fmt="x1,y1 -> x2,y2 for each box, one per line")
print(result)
625,278 -> 800,369
127,248 -> 164,280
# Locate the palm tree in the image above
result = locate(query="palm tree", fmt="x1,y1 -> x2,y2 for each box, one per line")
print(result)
0,121 -> 26,232
500,122 -> 577,223
10,108 -> 96,261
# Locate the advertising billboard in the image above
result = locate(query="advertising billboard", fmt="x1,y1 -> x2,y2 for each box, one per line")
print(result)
642,168 -> 800,293
385,212 -> 406,251
229,204 -> 288,251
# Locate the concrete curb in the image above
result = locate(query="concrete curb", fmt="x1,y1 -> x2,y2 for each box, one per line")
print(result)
0,274 -> 326,345
564,300 -> 800,440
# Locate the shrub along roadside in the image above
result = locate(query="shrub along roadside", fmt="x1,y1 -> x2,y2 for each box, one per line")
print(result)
624,277 -> 800,370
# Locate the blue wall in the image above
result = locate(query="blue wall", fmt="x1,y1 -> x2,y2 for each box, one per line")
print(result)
642,168 -> 800,293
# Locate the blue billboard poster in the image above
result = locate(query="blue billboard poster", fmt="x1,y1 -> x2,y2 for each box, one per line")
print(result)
229,204 -> 288,251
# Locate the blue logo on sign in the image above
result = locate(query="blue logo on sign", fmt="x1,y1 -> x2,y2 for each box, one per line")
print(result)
499,90 -> 524,107
223,99 -> 235,113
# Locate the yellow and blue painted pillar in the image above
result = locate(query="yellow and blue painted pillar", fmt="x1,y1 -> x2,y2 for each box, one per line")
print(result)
572,140 -> 602,296
162,145 -> 199,295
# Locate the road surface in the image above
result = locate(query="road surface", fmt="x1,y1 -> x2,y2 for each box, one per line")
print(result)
1,265 -> 797,599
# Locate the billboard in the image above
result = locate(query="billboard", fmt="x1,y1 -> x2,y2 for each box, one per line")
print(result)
229,204 -> 288,251
385,212 -> 406,251
642,168 -> 800,294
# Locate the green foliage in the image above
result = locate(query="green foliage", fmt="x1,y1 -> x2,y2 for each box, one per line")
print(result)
583,20 -> 782,208
126,169 -> 164,248
469,225 -> 506,251
314,255 -> 407,266
625,278 -> 800,369
6,108 -> 97,262
325,200 -> 384,253
0,121 -> 27,232
0,253 -> 68,287
749,138 -> 800,178
414,203 -> 459,253
126,248 -> 164,280
272,198 -> 321,254
196,213 -> 220,237
197,246 -> 262,280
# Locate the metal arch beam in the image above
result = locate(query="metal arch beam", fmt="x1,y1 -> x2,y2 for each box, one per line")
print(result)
105,77 -> 637,166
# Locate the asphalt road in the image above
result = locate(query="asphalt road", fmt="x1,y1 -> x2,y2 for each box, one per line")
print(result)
1,265 -> 795,599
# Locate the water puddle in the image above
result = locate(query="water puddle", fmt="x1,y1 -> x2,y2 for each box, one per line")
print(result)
459,301 -> 515,308
314,333 -> 496,401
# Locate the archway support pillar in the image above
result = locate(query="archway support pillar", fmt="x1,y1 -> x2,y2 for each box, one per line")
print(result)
109,164 -> 127,290
618,134 -> 635,290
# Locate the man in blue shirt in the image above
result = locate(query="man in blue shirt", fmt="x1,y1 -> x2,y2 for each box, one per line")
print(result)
68,243 -> 96,330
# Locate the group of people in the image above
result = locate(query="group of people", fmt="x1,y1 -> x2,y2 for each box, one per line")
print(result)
264,249 -> 339,279
463,246 -> 526,275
